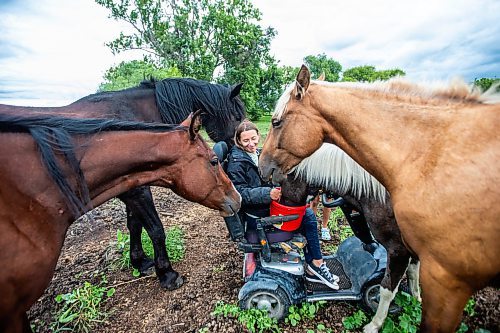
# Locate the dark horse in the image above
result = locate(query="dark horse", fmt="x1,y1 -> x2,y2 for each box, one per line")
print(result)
0,78 -> 245,290
0,111 -> 241,332
291,143 -> 420,332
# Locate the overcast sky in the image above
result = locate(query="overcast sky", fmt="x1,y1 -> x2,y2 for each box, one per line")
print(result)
1,0 -> 499,106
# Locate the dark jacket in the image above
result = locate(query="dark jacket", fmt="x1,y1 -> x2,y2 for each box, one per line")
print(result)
226,146 -> 272,218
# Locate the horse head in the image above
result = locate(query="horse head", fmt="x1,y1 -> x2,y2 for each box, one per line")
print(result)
200,82 -> 246,147
165,111 -> 241,217
260,65 -> 326,181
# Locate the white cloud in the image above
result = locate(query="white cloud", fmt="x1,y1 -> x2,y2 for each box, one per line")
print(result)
0,0 -> 499,106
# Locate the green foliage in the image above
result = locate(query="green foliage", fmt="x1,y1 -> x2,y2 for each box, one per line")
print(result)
51,277 -> 115,332
342,65 -> 405,82
285,301 -> 327,327
165,226 -> 185,263
473,77 -> 500,92
113,226 -> 184,274
96,0 -> 278,119
212,301 -> 280,333
99,60 -> 181,92
342,309 -> 368,330
304,53 -> 342,82
339,225 -> 354,242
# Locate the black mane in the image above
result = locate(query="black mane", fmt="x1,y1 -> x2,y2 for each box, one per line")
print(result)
0,113 -> 183,217
142,78 -> 246,124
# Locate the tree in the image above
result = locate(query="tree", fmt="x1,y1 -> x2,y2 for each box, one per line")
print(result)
342,65 -> 405,82
473,77 -> 500,92
303,53 -> 342,82
98,60 -> 181,92
96,0 -> 277,118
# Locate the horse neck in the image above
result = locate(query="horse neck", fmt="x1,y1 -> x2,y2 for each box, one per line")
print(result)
77,130 -> 184,207
314,84 -> 458,191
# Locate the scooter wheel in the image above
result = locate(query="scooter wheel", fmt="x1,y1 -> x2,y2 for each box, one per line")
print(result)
362,280 -> 402,315
239,287 -> 291,320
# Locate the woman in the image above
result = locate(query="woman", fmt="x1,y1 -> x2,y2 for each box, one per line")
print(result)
226,120 -> 339,290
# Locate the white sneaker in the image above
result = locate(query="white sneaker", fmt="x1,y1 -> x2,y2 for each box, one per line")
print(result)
321,228 -> 331,241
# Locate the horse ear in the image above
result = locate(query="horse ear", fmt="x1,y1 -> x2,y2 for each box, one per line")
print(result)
294,65 -> 310,100
180,113 -> 193,127
230,83 -> 243,99
317,72 -> 326,81
189,110 -> 203,140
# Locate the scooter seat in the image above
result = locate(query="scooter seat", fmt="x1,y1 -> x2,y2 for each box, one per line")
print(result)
245,229 -> 295,244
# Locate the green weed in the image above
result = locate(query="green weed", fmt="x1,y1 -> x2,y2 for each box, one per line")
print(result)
51,276 -> 115,332
212,301 -> 279,333
285,301 -> 327,327
113,226 -> 185,275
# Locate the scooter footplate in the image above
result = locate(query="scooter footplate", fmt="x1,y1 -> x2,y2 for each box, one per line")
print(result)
307,257 -> 352,291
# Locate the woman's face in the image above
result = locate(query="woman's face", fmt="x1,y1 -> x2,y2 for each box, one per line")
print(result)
239,129 -> 260,153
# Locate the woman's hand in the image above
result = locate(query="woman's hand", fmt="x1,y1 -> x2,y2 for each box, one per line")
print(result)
270,187 -> 282,201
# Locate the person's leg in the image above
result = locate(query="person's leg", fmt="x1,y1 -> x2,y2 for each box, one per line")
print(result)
301,208 -> 339,289
320,206 -> 332,240
309,195 -> 320,216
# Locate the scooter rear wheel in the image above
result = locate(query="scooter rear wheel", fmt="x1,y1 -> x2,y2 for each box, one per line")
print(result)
239,287 -> 291,320
362,279 -> 402,314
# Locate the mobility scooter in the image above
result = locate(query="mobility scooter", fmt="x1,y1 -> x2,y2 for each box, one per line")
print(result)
214,142 -> 389,319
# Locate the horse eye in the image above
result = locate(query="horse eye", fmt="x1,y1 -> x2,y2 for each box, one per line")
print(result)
271,119 -> 281,128
210,157 -> 219,166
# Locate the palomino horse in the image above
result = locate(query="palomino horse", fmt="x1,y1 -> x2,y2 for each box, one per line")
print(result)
292,143 -> 420,332
0,111 -> 240,332
0,78 -> 245,290
259,65 -> 500,332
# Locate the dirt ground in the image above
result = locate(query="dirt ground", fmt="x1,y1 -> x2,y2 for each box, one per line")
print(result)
28,188 -> 499,332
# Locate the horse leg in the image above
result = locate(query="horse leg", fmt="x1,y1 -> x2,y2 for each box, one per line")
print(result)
419,261 -> 472,333
119,186 -> 183,290
340,203 -> 377,251
364,251 -> 411,333
0,312 -> 31,333
407,258 -> 421,301
119,190 -> 155,274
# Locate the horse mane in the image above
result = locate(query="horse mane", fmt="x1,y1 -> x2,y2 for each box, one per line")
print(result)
291,143 -> 388,203
144,78 -> 246,124
273,78 -> 500,120
0,114 -> 183,216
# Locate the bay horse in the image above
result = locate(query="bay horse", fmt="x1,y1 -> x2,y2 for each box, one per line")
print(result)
0,111 -> 240,332
259,65 -> 500,332
292,143 -> 420,332
0,77 -> 246,290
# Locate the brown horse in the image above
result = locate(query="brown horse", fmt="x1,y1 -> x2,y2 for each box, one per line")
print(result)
0,78 -> 245,290
0,111 -> 240,332
291,143 -> 421,332
260,65 -> 500,333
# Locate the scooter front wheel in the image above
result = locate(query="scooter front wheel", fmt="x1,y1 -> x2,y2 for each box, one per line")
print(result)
239,287 -> 291,320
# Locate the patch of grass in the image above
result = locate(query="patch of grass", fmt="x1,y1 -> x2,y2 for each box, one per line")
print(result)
285,301 -> 327,327
212,301 -> 280,333
51,276 -> 115,332
342,293 -> 486,333
112,226 -> 185,275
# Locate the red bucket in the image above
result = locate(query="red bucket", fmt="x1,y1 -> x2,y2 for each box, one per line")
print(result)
270,200 -> 306,231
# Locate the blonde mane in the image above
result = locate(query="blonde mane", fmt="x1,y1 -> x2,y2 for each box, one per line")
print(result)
291,143 -> 388,203
273,78 -> 500,120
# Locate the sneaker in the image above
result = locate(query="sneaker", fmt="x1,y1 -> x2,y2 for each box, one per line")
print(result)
321,228 -> 331,241
307,262 -> 340,290
305,272 -> 323,284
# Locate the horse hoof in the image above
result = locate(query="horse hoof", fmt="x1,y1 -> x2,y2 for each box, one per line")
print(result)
160,273 -> 184,291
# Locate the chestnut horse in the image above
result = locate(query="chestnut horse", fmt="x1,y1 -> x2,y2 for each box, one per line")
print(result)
0,111 -> 240,332
292,143 -> 420,332
260,65 -> 500,333
0,78 -> 245,290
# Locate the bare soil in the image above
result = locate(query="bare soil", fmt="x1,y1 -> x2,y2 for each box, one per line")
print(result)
28,188 -> 499,332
